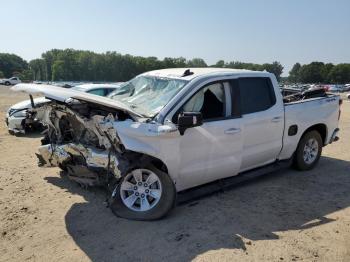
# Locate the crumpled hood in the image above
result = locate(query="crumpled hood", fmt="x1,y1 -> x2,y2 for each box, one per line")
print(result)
12,83 -> 142,117
10,97 -> 50,110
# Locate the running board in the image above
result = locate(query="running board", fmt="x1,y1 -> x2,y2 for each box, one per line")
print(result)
176,159 -> 292,204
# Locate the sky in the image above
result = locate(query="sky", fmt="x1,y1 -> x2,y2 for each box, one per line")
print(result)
1,0 -> 349,75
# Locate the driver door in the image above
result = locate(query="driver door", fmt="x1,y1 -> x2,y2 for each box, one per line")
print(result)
175,80 -> 243,190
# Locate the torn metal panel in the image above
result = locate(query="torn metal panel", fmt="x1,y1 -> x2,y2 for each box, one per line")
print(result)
66,165 -> 102,187
37,143 -> 121,179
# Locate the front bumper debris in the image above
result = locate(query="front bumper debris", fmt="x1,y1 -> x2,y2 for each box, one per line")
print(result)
36,143 -> 121,185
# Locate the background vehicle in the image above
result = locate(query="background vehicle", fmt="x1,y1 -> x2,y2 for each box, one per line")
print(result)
328,85 -> 344,93
13,68 -> 341,220
6,83 -> 122,134
0,77 -> 21,86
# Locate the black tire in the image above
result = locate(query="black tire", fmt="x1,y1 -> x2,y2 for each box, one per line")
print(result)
294,130 -> 323,171
109,165 -> 176,221
5,81 -> 11,86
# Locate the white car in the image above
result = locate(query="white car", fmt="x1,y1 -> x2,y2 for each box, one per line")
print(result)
6,83 -> 122,134
344,84 -> 350,96
13,68 -> 341,220
0,77 -> 21,86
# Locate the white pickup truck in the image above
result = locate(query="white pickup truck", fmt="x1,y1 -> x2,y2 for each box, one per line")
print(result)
0,77 -> 21,86
13,68 -> 341,220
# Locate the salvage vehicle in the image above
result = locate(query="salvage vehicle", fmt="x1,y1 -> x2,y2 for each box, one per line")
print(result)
6,97 -> 50,134
13,68 -> 341,220
0,76 -> 21,86
6,83 -> 122,134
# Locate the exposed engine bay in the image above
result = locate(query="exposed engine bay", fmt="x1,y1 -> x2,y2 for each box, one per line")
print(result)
33,99 -> 142,188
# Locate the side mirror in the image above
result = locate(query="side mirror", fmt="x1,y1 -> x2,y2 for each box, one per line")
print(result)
178,112 -> 203,135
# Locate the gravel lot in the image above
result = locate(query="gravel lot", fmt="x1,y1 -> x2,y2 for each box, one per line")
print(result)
0,86 -> 349,262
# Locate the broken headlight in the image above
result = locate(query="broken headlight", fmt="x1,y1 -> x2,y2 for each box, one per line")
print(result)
10,109 -> 28,118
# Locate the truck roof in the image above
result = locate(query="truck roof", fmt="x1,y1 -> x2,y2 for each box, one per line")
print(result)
142,68 -> 271,80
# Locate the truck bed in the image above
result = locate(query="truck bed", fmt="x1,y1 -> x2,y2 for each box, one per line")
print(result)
278,91 -> 340,160
282,87 -> 329,104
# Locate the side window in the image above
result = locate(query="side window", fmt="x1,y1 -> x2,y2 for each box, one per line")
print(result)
88,88 -> 106,96
106,88 -> 115,95
238,78 -> 276,115
182,82 -> 226,121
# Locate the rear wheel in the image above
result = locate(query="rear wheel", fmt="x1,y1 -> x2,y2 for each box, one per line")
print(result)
294,131 -> 322,170
5,81 -> 10,86
109,165 -> 176,220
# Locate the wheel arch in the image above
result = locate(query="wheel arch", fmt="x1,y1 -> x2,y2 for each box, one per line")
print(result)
123,150 -> 169,174
300,123 -> 327,146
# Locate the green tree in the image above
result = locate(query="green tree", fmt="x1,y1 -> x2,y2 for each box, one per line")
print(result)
214,60 -> 225,68
321,63 -> 334,83
225,61 -> 263,71
52,60 -> 65,81
0,53 -> 28,78
262,61 -> 284,81
299,62 -> 325,83
41,49 -> 61,81
19,69 -> 33,81
328,64 -> 350,84
223,60 -> 283,80
288,63 -> 301,83
163,57 -> 186,68
29,59 -> 47,80
187,58 -> 207,67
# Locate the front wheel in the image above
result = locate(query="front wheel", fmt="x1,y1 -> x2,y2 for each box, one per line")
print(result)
109,166 -> 176,220
294,131 -> 322,171
5,81 -> 11,86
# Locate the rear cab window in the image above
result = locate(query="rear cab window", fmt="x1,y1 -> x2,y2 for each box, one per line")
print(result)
237,77 -> 276,115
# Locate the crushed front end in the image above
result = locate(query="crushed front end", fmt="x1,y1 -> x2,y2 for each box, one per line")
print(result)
31,99 -> 135,188
37,143 -> 121,186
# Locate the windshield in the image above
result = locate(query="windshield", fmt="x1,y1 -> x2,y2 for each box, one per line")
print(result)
107,75 -> 188,117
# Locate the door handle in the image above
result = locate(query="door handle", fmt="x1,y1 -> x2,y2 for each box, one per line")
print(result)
271,116 -> 283,122
224,128 -> 241,134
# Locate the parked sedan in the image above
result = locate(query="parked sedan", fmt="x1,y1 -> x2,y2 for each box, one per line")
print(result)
0,77 -> 21,86
6,83 -> 122,135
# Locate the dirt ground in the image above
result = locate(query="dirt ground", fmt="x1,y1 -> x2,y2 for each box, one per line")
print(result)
0,86 -> 349,262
